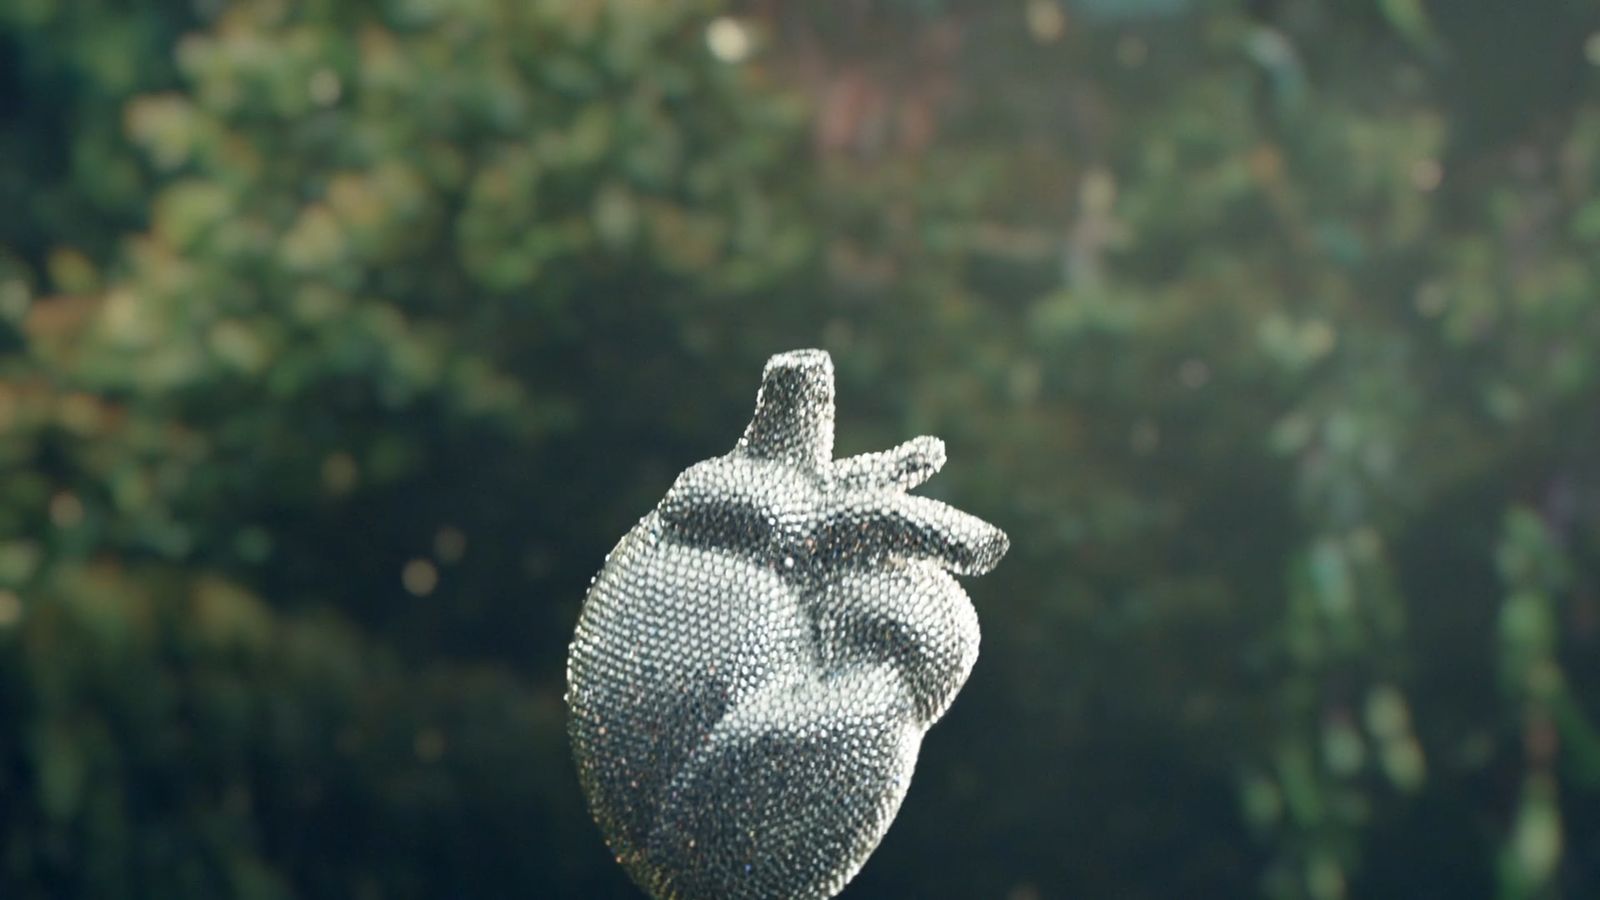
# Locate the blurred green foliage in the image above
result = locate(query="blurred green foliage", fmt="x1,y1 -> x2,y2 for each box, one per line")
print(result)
2,0 -> 1600,898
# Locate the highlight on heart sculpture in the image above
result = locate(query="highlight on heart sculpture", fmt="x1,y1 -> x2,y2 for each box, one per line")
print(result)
566,348 -> 1008,899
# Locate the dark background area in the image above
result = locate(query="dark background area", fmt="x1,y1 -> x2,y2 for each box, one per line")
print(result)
3,0 -> 1600,897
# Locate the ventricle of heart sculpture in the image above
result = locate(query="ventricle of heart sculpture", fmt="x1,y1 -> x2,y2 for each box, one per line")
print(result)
567,349 -> 1008,899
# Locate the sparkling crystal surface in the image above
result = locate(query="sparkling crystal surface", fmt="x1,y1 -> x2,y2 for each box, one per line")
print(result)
567,349 -> 1008,899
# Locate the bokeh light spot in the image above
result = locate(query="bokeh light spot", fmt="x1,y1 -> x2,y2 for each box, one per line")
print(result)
0,590 -> 21,628
49,492 -> 84,528
1025,0 -> 1066,44
1410,157 -> 1443,191
309,68 -> 342,106
402,558 -> 439,597
322,452 -> 359,495
434,526 -> 467,564
705,17 -> 752,63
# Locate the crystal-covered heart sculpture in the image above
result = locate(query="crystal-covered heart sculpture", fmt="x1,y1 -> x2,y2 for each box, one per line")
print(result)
567,349 -> 1008,899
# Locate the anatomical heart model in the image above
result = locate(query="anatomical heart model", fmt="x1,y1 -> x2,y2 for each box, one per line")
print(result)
567,349 -> 1008,899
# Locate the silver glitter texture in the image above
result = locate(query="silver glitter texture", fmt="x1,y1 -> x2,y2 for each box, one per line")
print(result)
567,349 -> 1008,899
